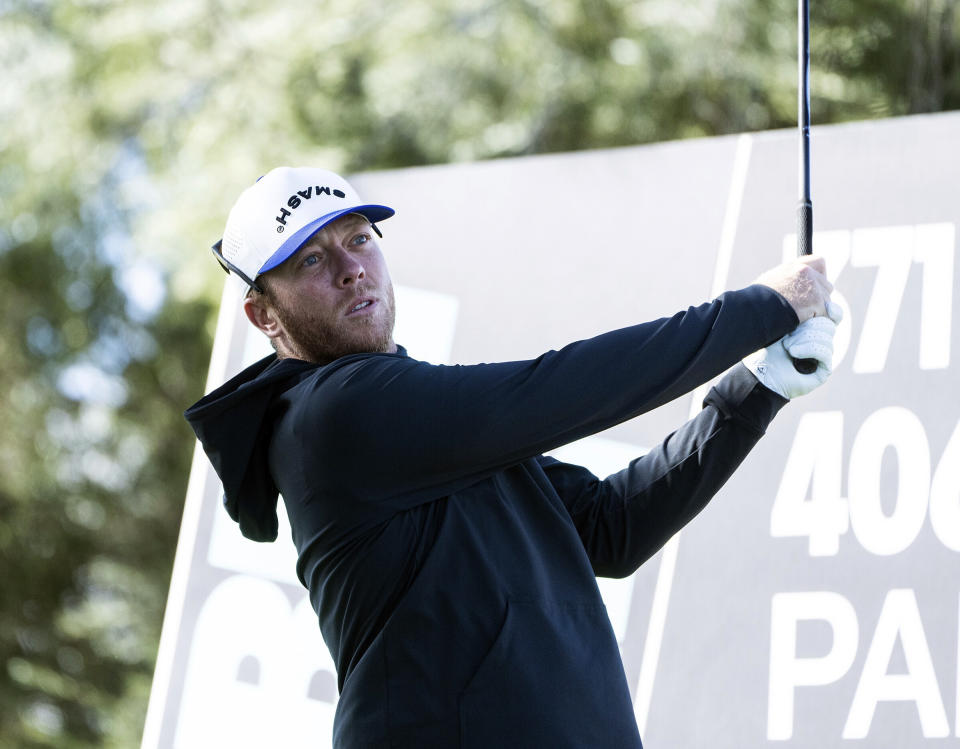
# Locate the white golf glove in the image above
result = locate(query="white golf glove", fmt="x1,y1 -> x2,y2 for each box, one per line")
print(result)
743,301 -> 842,399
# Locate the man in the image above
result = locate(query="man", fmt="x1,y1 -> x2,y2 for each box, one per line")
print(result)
186,166 -> 838,748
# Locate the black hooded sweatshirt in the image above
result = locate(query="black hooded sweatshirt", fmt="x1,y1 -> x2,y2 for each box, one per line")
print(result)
185,284 -> 798,748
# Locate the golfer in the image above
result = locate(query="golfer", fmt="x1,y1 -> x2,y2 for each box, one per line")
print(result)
186,166 -> 838,748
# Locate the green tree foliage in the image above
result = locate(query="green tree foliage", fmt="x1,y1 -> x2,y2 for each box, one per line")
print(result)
0,0 -> 955,745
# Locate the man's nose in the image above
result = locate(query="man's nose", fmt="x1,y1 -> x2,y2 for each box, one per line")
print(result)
335,252 -> 365,287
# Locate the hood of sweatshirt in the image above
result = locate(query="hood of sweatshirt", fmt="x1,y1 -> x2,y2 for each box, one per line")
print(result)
184,353 -> 317,542
183,346 -> 410,542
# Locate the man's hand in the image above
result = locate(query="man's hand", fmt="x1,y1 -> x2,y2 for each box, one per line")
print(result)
754,255 -> 833,322
743,301 -> 842,399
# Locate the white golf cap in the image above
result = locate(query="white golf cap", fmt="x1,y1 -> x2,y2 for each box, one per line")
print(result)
213,167 -> 394,290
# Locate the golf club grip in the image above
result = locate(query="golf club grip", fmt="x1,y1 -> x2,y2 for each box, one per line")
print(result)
797,200 -> 813,257
793,200 -> 819,374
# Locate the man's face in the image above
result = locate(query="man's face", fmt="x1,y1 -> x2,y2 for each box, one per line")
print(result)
245,214 -> 397,363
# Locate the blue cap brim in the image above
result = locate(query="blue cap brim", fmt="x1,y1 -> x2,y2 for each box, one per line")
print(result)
257,204 -> 395,275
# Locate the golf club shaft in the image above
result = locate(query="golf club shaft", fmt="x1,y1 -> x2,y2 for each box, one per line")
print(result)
798,0 -> 813,256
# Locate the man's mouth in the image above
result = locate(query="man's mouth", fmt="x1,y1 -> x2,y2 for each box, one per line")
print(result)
347,299 -> 375,315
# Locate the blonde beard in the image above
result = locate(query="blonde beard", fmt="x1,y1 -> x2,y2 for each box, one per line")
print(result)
269,284 -> 397,364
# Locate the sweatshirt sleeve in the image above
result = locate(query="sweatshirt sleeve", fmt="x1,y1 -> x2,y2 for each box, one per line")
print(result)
539,363 -> 789,578
298,284 -> 797,501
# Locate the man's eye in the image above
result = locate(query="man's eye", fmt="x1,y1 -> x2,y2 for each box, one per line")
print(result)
303,255 -> 320,267
351,233 -> 369,246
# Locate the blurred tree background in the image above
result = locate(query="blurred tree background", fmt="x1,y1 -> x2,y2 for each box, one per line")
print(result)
0,0 -> 956,745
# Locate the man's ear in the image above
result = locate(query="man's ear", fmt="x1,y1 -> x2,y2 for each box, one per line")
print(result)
243,294 -> 283,341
